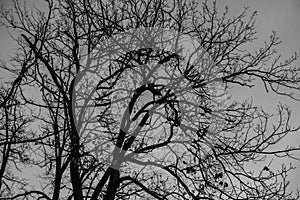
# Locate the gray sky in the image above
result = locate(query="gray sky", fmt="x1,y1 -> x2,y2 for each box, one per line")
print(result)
218,0 -> 300,193
1,0 -> 300,195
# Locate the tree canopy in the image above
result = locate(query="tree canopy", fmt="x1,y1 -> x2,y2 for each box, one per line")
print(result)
1,0 -> 300,199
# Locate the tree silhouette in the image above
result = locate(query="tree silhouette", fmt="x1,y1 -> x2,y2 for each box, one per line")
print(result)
0,0 -> 300,199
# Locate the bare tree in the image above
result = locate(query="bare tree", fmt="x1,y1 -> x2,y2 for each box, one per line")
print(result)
0,0 -> 300,200
0,82 -> 36,197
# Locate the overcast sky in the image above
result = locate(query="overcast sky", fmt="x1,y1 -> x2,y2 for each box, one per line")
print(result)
217,0 -> 300,192
1,0 -> 300,194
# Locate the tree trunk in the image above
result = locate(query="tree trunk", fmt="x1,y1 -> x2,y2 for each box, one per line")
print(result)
103,168 -> 120,200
